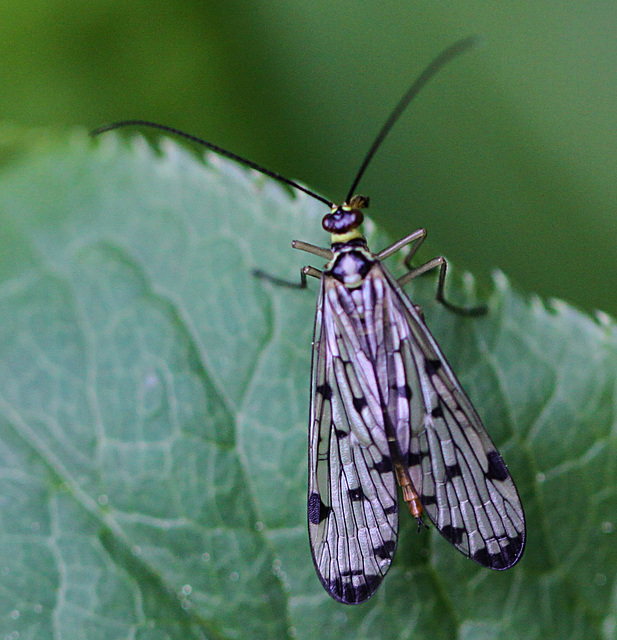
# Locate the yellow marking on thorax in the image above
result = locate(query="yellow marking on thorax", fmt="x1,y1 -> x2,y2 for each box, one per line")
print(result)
330,228 -> 363,245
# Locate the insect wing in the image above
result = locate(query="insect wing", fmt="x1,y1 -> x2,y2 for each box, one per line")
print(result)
306,257 -> 525,604
308,276 -> 399,604
380,267 -> 526,569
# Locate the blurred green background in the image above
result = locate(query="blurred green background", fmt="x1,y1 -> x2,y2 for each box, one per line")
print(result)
2,0 -> 617,315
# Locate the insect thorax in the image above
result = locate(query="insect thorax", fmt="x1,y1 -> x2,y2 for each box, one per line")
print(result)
326,239 -> 375,288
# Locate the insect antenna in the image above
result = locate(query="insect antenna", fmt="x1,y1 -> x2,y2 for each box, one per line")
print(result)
344,35 -> 479,204
92,37 -> 477,211
91,119 -> 334,207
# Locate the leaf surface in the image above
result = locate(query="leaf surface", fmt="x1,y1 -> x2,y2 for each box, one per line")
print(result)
0,134 -> 614,639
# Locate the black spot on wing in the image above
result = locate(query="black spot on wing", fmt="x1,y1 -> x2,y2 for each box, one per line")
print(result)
316,382 -> 333,400
384,504 -> 397,515
348,487 -> 365,501
393,384 -> 412,399
444,463 -> 462,481
334,428 -> 349,439
328,574 -> 382,604
352,395 -> 368,413
374,539 -> 396,560
486,450 -> 510,481
421,494 -> 437,507
406,451 -> 426,467
425,359 -> 442,376
440,525 -> 465,546
472,535 -> 525,570
308,492 -> 331,525
373,456 -> 393,473
431,404 -> 444,418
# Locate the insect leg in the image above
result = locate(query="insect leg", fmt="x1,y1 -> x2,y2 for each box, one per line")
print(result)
292,239 -> 333,259
376,228 -> 426,261
252,264 -> 322,288
252,239 -> 327,288
398,256 -> 487,316
302,265 -> 323,279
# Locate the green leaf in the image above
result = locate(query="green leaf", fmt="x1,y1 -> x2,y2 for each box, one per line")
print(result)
0,132 -> 615,640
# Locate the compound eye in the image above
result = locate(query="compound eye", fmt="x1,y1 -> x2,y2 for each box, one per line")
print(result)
322,207 -> 364,233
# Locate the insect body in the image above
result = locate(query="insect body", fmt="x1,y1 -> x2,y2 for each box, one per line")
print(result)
296,201 -> 525,604
93,36 -> 525,606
